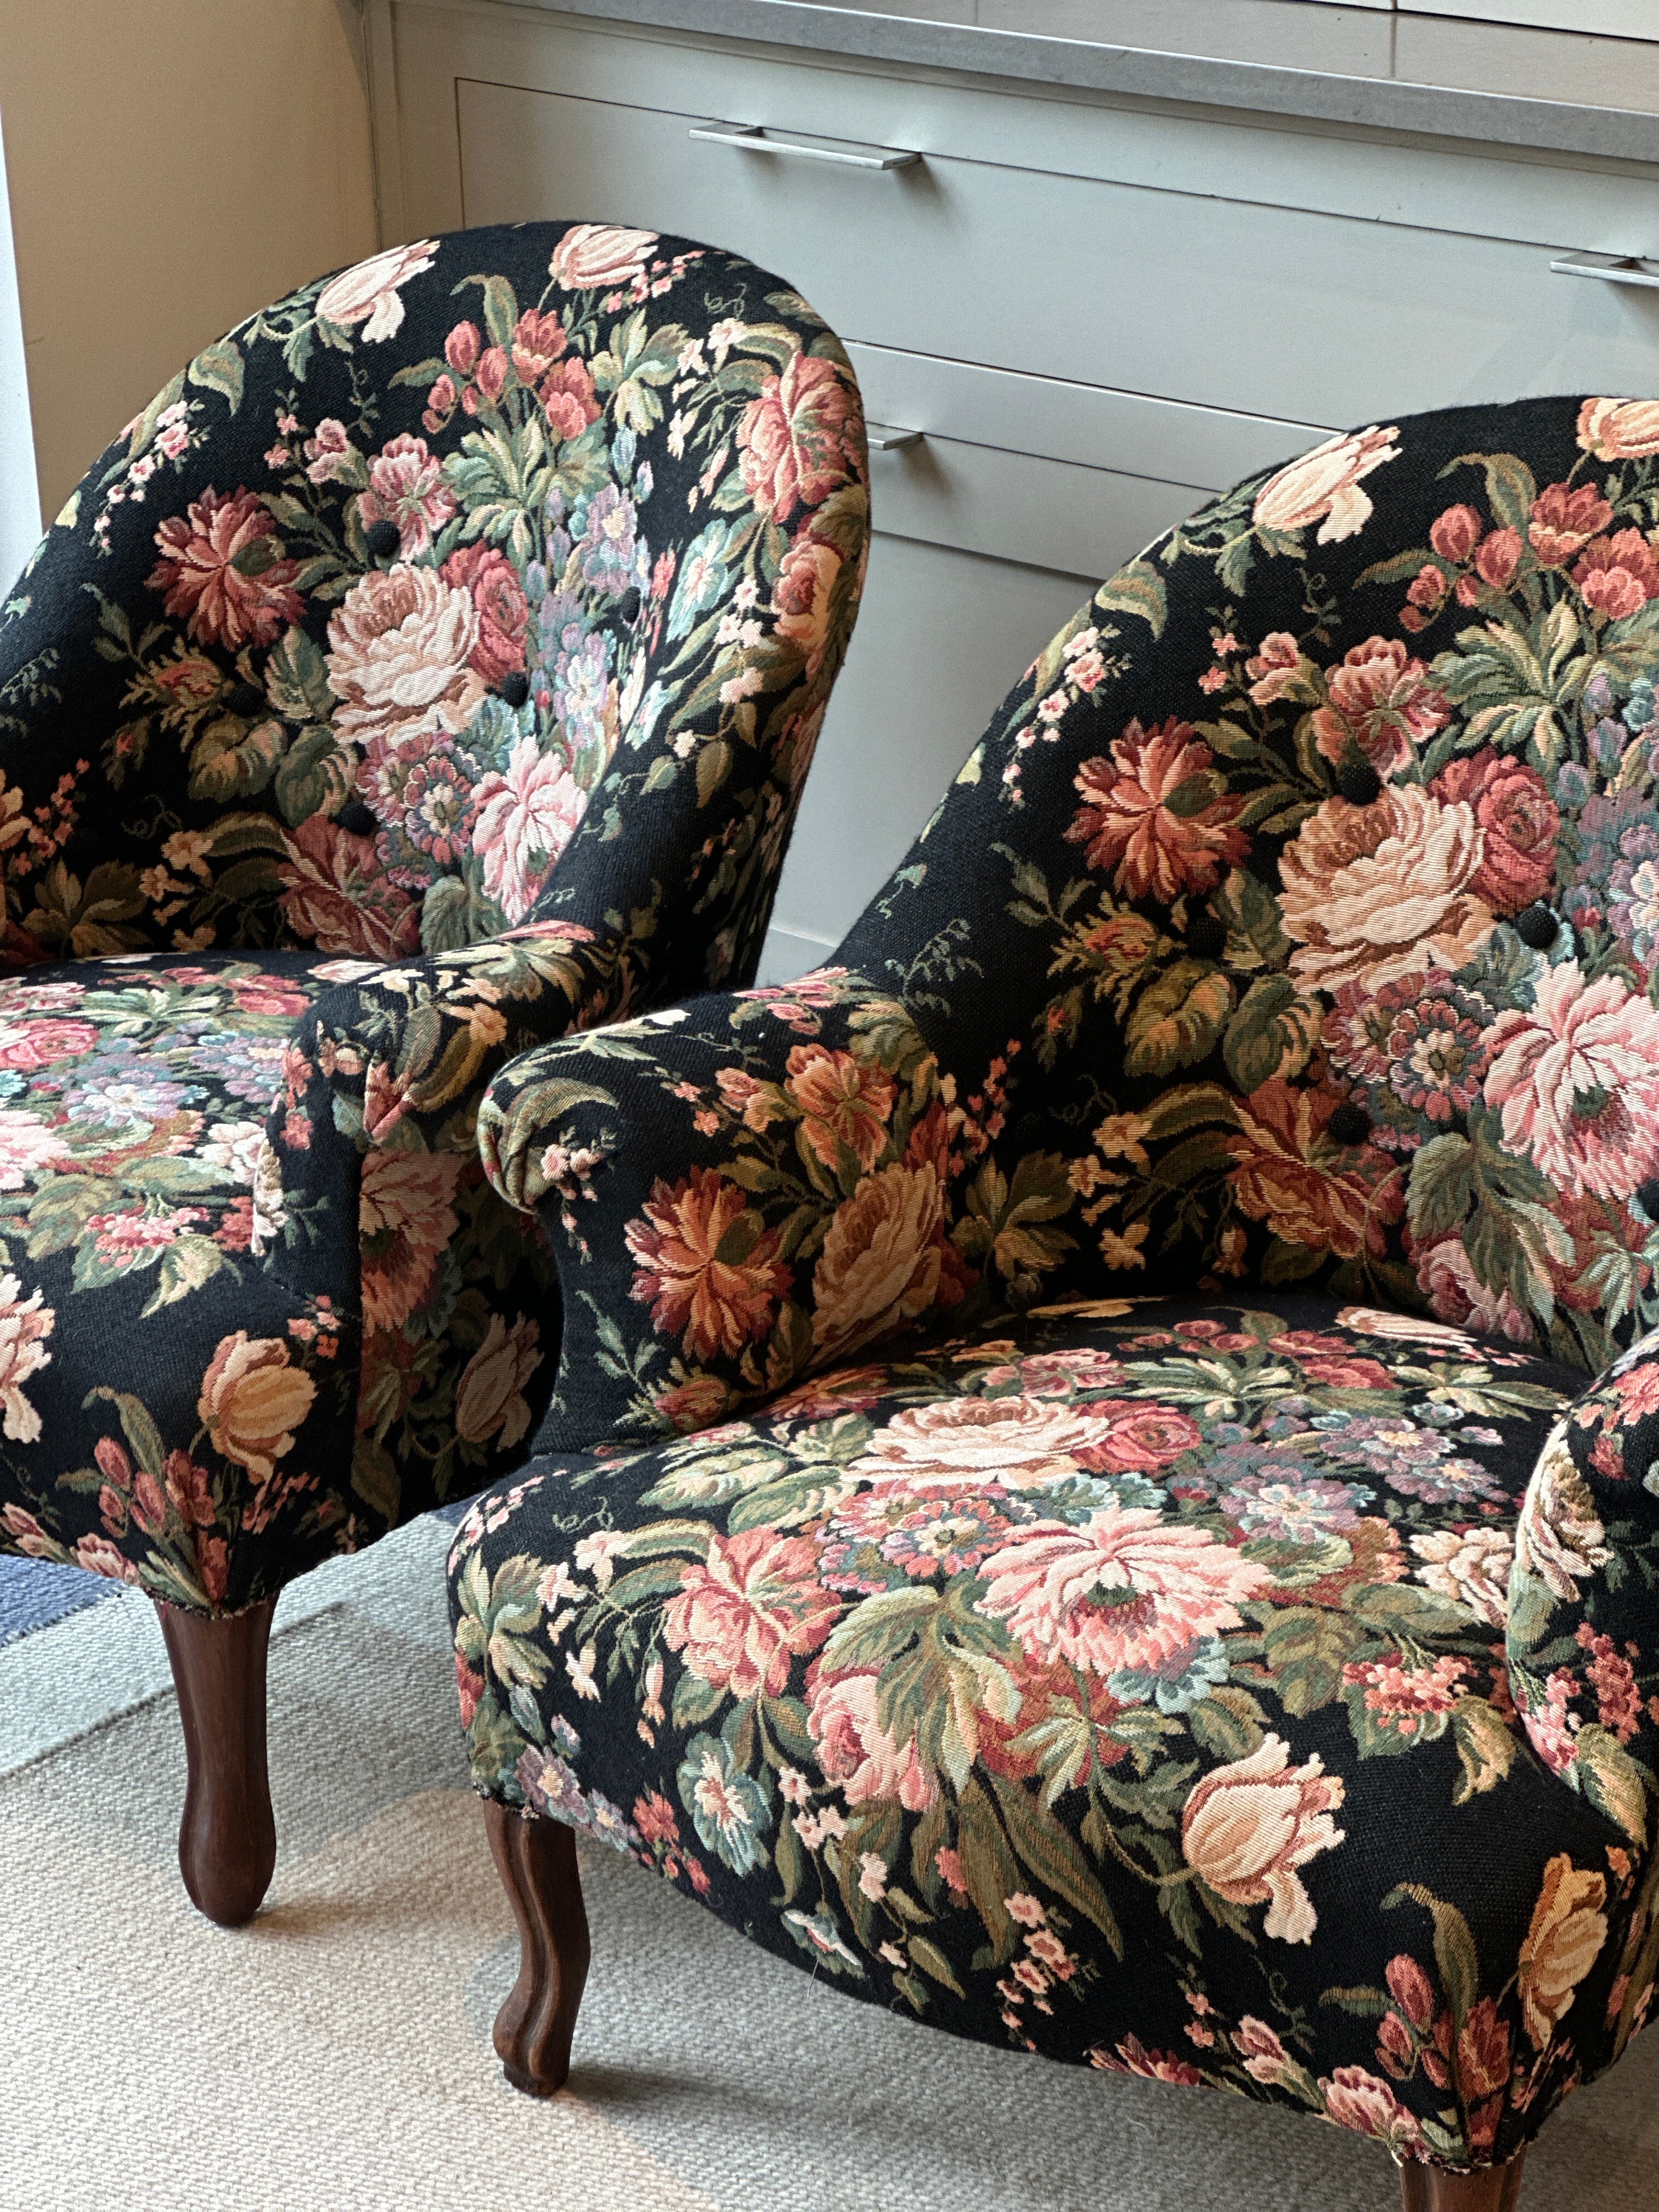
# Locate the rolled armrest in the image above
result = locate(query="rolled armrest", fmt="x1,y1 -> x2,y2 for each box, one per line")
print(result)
256,922 -> 615,1308
1507,1338 -> 1659,1849
476,966 -> 986,1452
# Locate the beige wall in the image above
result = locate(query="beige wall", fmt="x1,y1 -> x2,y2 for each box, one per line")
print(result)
0,0 -> 379,526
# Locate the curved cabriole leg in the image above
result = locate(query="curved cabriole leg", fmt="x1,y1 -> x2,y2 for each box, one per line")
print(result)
1400,2149 -> 1527,2211
155,1596 -> 278,1928
485,1798 -> 591,2096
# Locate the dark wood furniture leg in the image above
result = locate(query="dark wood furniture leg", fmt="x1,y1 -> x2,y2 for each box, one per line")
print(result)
1400,2151 -> 1527,2211
155,1596 -> 278,1928
485,1798 -> 591,2096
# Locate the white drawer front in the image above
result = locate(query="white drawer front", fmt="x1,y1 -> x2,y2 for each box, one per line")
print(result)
458,75 -> 1659,432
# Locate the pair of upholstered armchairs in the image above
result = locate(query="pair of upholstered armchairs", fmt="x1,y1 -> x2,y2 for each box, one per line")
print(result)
5,223 -> 1658,2209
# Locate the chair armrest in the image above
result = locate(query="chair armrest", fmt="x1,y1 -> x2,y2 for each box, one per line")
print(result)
476,966 -> 985,1452
1506,1338 -> 1659,1848
254,923 -> 615,1311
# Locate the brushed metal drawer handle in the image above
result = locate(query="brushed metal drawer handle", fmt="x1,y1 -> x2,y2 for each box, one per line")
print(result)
866,423 -> 923,451
1550,250 -> 1659,291
688,122 -> 918,172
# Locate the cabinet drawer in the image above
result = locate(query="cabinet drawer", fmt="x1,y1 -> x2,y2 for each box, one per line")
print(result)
847,342 -> 1324,569
458,75 -> 1659,432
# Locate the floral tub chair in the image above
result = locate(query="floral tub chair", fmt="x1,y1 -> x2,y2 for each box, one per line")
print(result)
0,220 -> 868,1922
448,395 -> 1659,2209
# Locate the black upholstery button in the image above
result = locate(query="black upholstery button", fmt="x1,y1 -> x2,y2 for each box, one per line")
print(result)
1515,904 -> 1559,950
496,670 -> 531,710
1185,912 -> 1227,960
336,800 -> 377,838
1336,758 -> 1381,806
617,586 -> 642,624
364,519 -> 400,563
1328,1102 -> 1371,1147
1638,1178 -> 1659,1220
227,681 -> 266,719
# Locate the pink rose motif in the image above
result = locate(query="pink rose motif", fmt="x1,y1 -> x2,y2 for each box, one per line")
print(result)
974,1502 -> 1268,1678
663,1527 -> 837,1699
440,541 -> 528,686
325,563 -> 486,751
548,223 -> 660,291
1429,748 -> 1558,916
1278,784 -> 1495,995
737,352 -> 861,524
806,1664 -> 936,1811
357,433 -> 458,555
0,1017 -> 96,1070
473,735 -> 585,924
445,322 -> 481,375
1180,1734 -> 1346,1944
1485,960 -> 1659,1200
1251,425 -> 1400,544
1310,635 -> 1449,775
0,1109 -> 69,1191
315,239 -> 438,342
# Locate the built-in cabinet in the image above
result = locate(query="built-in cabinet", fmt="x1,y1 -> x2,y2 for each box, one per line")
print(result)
366,0 -> 1659,977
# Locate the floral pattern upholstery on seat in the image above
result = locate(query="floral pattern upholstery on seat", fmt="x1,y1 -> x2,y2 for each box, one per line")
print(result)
450,1293 -> 1643,2173
452,396 -> 1659,2180
0,221 -> 867,1607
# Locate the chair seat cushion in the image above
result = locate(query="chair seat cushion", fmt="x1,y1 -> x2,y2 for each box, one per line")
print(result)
0,950 -> 358,1609
449,1291 -> 1637,2170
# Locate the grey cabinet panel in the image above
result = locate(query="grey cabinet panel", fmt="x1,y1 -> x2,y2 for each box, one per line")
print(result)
845,342 -> 1330,482
457,75 -> 1659,432
392,3 -> 1659,254
868,435 -> 1205,575
761,534 -> 1097,978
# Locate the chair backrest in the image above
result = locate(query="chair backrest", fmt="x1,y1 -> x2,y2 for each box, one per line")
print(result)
838,394 -> 1659,1370
0,223 -> 867,983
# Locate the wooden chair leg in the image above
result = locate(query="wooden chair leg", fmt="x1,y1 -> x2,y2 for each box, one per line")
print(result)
1400,2149 -> 1527,2211
484,1798 -> 591,2097
155,1596 -> 278,1928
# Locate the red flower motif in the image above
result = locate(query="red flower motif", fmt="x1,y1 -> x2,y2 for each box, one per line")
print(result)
737,352 -> 860,524
1430,747 -> 1558,915
625,1166 -> 791,1361
1529,482 -> 1613,567
145,487 -> 302,649
1573,528 -> 1659,618
440,541 -> 529,685
1065,718 -> 1248,900
541,357 -> 600,442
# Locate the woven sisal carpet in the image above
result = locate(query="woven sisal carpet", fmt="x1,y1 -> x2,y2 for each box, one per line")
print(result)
2,1520 -> 1656,2211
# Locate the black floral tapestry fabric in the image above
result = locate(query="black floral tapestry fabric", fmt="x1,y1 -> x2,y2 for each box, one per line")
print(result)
451,395 -> 1659,2174
0,221 -> 868,1608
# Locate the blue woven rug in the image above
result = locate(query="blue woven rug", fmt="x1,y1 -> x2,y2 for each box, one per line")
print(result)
0,1555 -> 121,1648
0,1496 -> 478,1650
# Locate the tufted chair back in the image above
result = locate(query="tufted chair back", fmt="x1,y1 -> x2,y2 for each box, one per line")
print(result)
1,223 -> 866,989
832,394 -> 1659,1373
